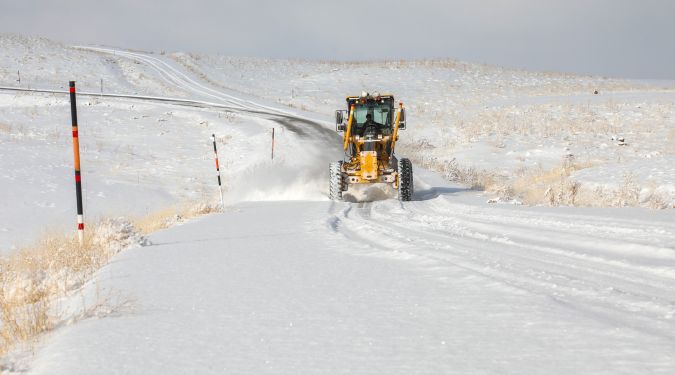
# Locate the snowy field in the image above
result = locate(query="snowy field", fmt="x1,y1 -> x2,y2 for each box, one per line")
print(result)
0,88 -> 338,252
173,52 -> 675,208
0,36 -> 344,252
1,34 -> 674,373
25,192 -> 675,374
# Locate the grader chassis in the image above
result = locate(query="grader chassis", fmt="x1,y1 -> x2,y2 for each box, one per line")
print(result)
329,92 -> 413,201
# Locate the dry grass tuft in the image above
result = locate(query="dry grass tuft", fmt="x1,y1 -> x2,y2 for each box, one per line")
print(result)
578,172 -> 642,208
503,156 -> 595,206
0,200 -> 219,360
667,128 -> 675,153
413,156 -> 499,191
1,231 -> 96,357
406,147 -> 672,209
645,190 -> 673,209
132,201 -> 221,234
0,123 -> 11,134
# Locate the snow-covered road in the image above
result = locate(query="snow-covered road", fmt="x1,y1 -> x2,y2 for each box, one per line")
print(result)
29,173 -> 675,374
76,46 -> 293,115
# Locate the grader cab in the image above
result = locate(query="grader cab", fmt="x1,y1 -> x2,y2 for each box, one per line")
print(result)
329,92 -> 413,201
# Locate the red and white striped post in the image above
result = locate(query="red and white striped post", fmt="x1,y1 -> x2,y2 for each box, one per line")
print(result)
271,127 -> 275,160
69,81 -> 85,245
211,134 -> 225,210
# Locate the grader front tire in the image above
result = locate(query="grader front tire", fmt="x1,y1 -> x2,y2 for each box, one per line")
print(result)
329,161 -> 344,201
398,158 -> 413,201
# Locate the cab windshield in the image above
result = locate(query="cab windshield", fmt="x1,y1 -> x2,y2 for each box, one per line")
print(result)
353,100 -> 393,134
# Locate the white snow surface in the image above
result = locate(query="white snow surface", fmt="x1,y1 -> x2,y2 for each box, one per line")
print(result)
28,174 -> 675,374
0,34 -> 674,373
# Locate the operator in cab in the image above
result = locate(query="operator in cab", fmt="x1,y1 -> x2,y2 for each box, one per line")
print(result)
359,113 -> 383,137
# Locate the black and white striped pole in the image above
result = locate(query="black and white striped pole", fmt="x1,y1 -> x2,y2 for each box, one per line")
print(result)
271,127 -> 275,160
69,81 -> 85,245
211,134 -> 224,210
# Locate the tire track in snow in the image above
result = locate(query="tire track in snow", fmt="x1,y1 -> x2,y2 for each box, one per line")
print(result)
326,193 -> 675,341
78,46 -> 259,112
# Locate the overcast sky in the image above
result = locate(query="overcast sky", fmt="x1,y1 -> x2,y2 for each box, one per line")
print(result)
1,0 -> 674,79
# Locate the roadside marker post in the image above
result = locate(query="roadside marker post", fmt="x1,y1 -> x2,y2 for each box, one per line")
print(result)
271,127 -> 275,160
69,81 -> 85,245
211,134 -> 225,211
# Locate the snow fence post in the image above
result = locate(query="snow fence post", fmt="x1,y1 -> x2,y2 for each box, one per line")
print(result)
69,81 -> 85,245
271,127 -> 275,160
211,134 -> 225,211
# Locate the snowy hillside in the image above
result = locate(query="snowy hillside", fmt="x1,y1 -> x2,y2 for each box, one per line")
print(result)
3,33 -> 674,211
173,53 -> 675,208
0,35 -> 342,252
0,34 -> 186,97
0,34 -> 674,374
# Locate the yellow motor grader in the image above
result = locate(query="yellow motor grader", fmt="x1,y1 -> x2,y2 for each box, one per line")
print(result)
330,91 -> 413,201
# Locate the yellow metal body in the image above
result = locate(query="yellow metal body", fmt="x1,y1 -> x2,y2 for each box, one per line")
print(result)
390,101 -> 403,157
359,151 -> 378,180
343,104 -> 355,151
340,96 -> 404,187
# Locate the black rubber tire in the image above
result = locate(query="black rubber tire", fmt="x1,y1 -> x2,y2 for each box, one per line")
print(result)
329,161 -> 344,201
398,158 -> 413,201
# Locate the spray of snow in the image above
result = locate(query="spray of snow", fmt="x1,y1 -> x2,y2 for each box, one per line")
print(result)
225,161 -> 327,202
